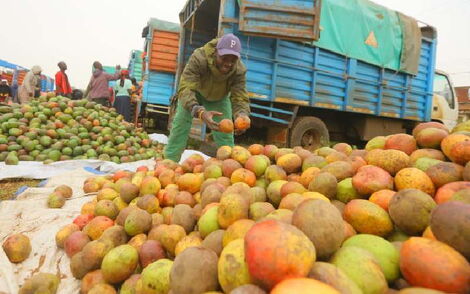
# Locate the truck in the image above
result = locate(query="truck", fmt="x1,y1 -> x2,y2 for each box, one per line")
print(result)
431,70 -> 458,127
1,59 -> 54,93
455,85 -> 470,122
40,75 -> 55,92
0,59 -> 27,88
128,50 -> 144,82
168,0 -> 458,150
140,19 -> 180,131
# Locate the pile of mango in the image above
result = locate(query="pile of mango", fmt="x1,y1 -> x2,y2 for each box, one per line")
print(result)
4,120 -> 470,294
0,94 -> 163,165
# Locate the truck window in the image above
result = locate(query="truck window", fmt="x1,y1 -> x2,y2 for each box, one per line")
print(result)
433,74 -> 455,109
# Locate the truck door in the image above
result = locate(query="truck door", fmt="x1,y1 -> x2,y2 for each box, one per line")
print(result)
432,72 -> 459,130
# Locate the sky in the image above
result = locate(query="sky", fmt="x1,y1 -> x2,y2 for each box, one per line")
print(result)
1,0 -> 469,89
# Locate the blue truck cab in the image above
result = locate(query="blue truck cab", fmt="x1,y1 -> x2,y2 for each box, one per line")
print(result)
175,0 -> 457,150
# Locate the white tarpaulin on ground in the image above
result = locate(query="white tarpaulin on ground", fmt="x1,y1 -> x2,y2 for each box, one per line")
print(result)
0,168 -> 97,294
148,133 -> 210,163
0,159 -> 157,181
0,132 -> 209,180
0,150 -> 210,181
179,149 -> 210,164
148,133 -> 168,145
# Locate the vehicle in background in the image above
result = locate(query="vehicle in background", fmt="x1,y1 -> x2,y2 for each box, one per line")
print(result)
0,70 -> 14,85
140,18 -> 180,131
128,50 -> 144,82
432,70 -> 458,128
454,84 -> 470,122
1,59 -> 54,94
172,0 -> 458,150
0,60 -> 27,88
40,75 -> 55,92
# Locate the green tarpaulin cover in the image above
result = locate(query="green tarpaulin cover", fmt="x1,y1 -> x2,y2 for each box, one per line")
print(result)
235,0 -> 422,74
314,0 -> 420,74
147,18 -> 180,33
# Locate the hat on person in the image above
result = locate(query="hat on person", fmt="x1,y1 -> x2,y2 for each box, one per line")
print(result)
31,65 -> 42,75
121,69 -> 129,75
216,33 -> 242,58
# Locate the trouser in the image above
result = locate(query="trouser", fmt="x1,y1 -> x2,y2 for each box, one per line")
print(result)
164,94 -> 234,162
114,95 -> 132,122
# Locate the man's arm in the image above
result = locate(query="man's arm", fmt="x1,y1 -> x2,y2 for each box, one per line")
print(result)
105,72 -> 121,81
84,78 -> 92,98
105,65 -> 122,81
178,53 -> 203,115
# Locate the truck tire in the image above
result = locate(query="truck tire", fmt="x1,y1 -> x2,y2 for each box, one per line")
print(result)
289,116 -> 329,151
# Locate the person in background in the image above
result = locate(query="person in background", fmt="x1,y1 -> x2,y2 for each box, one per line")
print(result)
130,77 -> 143,125
11,81 -> 18,103
84,61 -> 120,106
35,75 -> 42,98
18,65 -> 42,104
164,33 -> 251,162
0,79 -> 11,103
141,51 -> 147,76
71,88 -> 84,100
108,86 -> 115,106
113,70 -> 133,122
55,61 -> 72,97
130,77 -> 141,99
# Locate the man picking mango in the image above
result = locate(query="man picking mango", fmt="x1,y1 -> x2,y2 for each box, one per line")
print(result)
164,33 -> 250,162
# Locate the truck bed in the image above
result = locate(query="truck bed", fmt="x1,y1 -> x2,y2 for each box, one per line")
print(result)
178,0 -> 437,125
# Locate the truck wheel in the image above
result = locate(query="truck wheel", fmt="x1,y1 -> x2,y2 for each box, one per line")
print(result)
289,116 -> 329,151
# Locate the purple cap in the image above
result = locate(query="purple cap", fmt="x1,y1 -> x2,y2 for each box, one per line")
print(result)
216,33 -> 241,58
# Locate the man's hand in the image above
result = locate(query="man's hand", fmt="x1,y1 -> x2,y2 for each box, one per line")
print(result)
234,113 -> 251,135
201,110 -> 223,131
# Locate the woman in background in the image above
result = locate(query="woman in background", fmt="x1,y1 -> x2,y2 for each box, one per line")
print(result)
113,70 -> 133,122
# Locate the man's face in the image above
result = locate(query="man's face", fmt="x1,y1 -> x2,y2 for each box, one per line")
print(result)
215,53 -> 238,74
